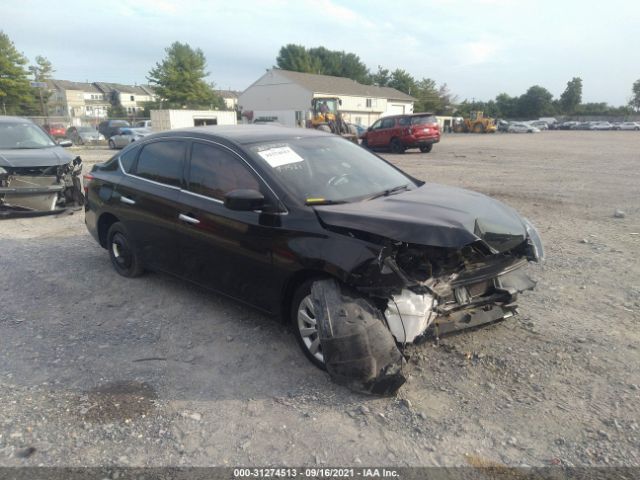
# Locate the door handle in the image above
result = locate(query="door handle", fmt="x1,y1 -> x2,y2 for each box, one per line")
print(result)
120,195 -> 136,205
179,213 -> 200,225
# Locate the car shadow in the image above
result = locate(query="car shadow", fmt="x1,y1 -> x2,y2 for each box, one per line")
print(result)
0,234 -> 362,404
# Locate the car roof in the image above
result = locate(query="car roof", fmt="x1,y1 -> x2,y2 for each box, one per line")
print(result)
149,125 -> 334,145
0,115 -> 36,124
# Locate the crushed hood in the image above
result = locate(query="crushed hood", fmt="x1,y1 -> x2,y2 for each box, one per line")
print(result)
314,183 -> 527,252
0,146 -> 74,168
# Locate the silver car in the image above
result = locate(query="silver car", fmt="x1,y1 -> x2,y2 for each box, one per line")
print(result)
619,121 -> 640,131
66,126 -> 105,145
507,122 -> 540,133
108,127 -> 152,149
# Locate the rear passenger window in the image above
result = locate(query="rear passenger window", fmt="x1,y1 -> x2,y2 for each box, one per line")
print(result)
188,142 -> 259,200
119,147 -> 138,173
135,141 -> 185,187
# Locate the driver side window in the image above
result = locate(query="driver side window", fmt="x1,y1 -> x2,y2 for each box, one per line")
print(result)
188,142 -> 260,201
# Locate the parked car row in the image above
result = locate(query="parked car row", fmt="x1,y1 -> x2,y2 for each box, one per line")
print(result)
497,119 -> 640,133
555,121 -> 640,130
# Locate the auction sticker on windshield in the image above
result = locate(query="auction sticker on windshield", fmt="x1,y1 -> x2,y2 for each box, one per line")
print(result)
256,146 -> 304,168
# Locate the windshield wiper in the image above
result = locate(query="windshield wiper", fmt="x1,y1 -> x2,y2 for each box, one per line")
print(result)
365,184 -> 410,201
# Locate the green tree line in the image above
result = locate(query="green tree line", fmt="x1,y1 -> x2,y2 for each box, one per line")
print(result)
276,44 -> 639,118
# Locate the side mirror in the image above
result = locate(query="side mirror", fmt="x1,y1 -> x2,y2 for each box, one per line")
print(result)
367,127 -> 372,132
57,139 -> 73,147
224,189 -> 265,211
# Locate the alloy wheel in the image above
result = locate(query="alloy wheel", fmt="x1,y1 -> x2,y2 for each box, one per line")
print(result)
297,294 -> 323,364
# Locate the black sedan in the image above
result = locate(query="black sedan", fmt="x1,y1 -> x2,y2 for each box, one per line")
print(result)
84,126 -> 543,394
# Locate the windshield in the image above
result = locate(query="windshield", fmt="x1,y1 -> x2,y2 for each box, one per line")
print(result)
249,136 -> 416,204
0,122 -> 56,149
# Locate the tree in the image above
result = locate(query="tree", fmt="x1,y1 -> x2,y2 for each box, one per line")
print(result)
630,79 -> 640,113
436,83 -> 457,115
0,31 -> 36,115
276,44 -> 320,73
29,55 -> 55,116
495,93 -> 518,118
559,77 -> 582,114
147,42 -> 223,109
517,85 -> 555,118
276,45 -> 370,83
388,69 -> 416,95
370,66 -> 391,87
413,78 -> 441,112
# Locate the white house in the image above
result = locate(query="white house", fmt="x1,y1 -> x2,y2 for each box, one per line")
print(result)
238,69 -> 415,127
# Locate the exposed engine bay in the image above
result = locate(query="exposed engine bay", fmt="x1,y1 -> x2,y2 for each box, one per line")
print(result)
0,157 -> 84,218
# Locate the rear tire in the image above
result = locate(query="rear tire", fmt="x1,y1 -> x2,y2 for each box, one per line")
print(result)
419,144 -> 433,153
107,222 -> 144,278
291,279 -> 326,370
390,138 -> 405,154
361,138 -> 369,149
108,139 -> 115,149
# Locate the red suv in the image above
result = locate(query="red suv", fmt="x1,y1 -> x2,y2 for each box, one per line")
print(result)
361,113 -> 441,153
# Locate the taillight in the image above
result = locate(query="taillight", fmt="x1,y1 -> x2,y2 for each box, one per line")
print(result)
83,173 -> 95,196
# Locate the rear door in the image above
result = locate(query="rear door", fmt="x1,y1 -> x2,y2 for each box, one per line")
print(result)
112,139 -> 187,274
174,140 -> 279,312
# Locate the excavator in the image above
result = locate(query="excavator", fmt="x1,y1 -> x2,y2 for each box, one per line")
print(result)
307,97 -> 358,142
453,111 -> 497,133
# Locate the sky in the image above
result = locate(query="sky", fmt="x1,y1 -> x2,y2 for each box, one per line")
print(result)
3,0 -> 639,105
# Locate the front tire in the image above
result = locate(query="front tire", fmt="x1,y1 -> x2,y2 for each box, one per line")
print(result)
291,280 -> 325,370
390,138 -> 405,154
108,139 -> 116,149
419,144 -> 433,153
107,222 -> 144,278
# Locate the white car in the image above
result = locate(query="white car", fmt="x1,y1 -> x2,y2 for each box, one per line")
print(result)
507,123 -> 540,133
618,122 -> 640,131
134,120 -> 152,128
108,127 -> 152,149
529,120 -> 549,130
589,122 -> 612,130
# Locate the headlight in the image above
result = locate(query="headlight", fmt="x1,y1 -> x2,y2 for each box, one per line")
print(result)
523,218 -> 544,262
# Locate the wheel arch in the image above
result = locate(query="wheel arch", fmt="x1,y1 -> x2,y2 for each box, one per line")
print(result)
97,212 -> 120,248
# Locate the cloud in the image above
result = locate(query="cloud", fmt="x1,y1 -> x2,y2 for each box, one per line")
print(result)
454,39 -> 501,66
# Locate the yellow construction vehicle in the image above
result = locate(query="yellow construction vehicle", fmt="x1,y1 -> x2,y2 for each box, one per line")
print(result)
453,111 -> 497,133
307,97 -> 357,142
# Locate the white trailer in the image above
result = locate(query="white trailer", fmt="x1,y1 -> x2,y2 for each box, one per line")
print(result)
150,109 -> 237,132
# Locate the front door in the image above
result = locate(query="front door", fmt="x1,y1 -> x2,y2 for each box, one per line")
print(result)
175,141 -> 280,312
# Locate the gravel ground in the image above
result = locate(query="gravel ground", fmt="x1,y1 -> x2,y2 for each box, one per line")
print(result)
0,131 -> 638,468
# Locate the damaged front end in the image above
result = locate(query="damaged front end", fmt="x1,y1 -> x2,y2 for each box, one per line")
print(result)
311,207 -> 543,395
0,157 -> 84,218
383,241 -> 538,341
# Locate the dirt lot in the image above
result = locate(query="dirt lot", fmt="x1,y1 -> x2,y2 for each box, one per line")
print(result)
1,131 -> 639,468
